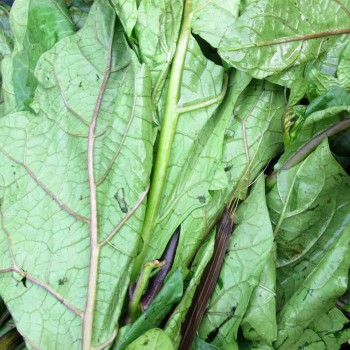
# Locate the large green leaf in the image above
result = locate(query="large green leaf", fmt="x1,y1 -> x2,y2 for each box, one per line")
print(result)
275,87 -> 350,170
217,0 -> 350,80
198,177 -> 274,350
109,0 -> 137,37
2,0 -> 75,112
274,222 -> 350,349
338,41 -> 350,88
143,36 -> 225,263
172,77 -> 285,271
275,307 -> 350,350
191,0 -> 240,48
267,140 -> 350,311
126,328 -> 174,350
135,0 -> 183,102
241,250 -> 277,346
0,2 -> 12,61
0,0 -> 153,348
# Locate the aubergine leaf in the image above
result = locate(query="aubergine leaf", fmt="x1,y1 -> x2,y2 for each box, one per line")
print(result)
2,0 -> 75,113
191,337 -> 219,350
304,64 -> 344,101
170,70 -> 252,269
274,221 -> 350,349
191,0 -> 240,48
0,0 -> 153,348
338,41 -> 350,88
126,329 -> 174,350
115,269 -> 183,350
67,0 -> 93,30
277,307 -> 350,350
164,230 -> 215,348
198,177 -> 274,350
109,0 -> 137,38
135,0 -> 183,103
216,0 -> 350,81
0,2 -> 12,61
170,77 -> 285,271
275,87 -> 350,170
241,250 -> 277,346
143,35 -> 226,263
0,2 -> 12,113
267,140 -> 350,307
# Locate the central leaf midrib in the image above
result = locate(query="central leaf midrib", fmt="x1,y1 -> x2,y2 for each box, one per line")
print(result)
82,12 -> 116,350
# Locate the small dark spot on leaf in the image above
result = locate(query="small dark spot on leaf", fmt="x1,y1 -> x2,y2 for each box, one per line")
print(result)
58,277 -> 68,286
197,196 -> 206,204
20,276 -> 27,288
115,188 -> 128,213
79,81 -> 83,88
13,171 -> 16,175
80,194 -> 83,201
143,340 -> 149,346
224,165 -> 233,172
96,74 -> 100,82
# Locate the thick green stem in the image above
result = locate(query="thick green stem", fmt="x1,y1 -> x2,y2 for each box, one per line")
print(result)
131,0 -> 193,280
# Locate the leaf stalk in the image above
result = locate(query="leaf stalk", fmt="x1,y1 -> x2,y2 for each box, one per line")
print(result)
131,0 -> 193,280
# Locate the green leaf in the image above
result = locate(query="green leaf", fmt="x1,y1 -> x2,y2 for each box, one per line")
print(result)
191,337 -> 220,350
135,0 -> 183,102
116,269 -> 183,350
276,87 -> 350,170
164,230 -> 215,348
0,2 -> 12,61
192,0 -> 240,48
2,0 -> 75,112
143,36 -> 225,264
338,41 -> 350,89
269,140 -> 350,268
267,140 -> 350,328
126,328 -> 174,350
217,0 -> 350,80
304,65 -> 342,101
0,0 -> 153,348
274,222 -> 350,348
171,77 -> 285,272
241,250 -> 277,345
198,177 -> 274,349
68,0 -> 92,30
109,0 -> 137,37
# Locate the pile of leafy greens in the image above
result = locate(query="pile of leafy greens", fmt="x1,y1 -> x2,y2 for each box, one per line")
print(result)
0,0 -> 350,349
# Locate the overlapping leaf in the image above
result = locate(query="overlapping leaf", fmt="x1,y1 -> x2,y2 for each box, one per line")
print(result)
0,0 -> 153,348
143,36 -> 225,263
2,0 -> 75,112
267,140 -> 350,321
191,0 -> 240,48
135,0 -> 183,102
126,328 -> 174,350
216,0 -> 350,81
164,231 -> 215,348
109,0 -> 137,37
198,177 -> 274,349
